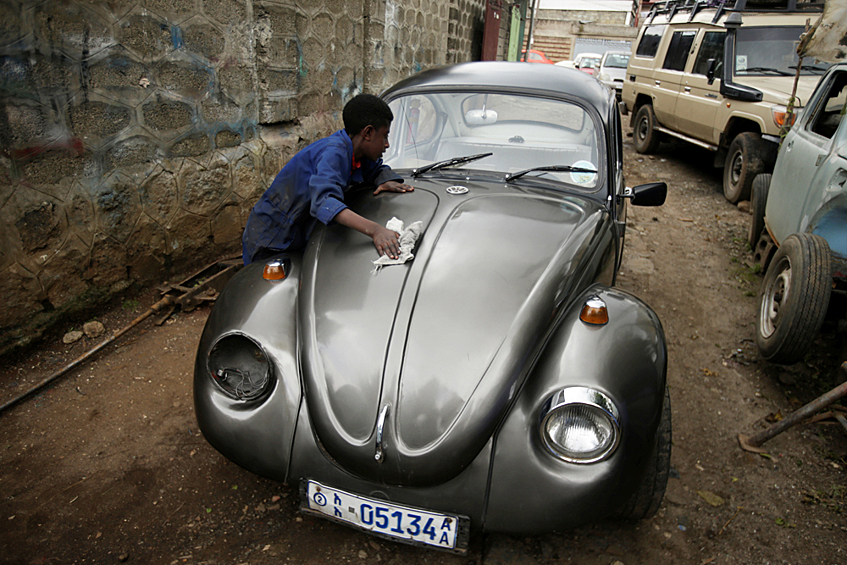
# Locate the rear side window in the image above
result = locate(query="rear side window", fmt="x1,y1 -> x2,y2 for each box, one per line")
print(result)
636,25 -> 665,58
662,31 -> 696,71
691,31 -> 724,76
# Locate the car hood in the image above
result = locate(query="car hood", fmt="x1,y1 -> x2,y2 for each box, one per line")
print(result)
298,178 -> 609,486
733,74 -> 819,107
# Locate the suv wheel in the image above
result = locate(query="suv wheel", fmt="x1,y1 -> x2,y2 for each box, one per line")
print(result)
756,233 -> 832,364
634,105 -> 661,154
723,132 -> 765,204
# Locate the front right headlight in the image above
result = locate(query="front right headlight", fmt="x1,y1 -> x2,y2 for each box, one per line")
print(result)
539,387 -> 620,464
771,104 -> 798,128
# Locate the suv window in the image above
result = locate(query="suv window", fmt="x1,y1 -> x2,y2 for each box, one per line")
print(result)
662,31 -> 696,72
636,25 -> 665,58
692,31 -> 724,76
809,72 -> 847,139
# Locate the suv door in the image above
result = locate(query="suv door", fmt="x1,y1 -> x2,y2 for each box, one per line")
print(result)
766,69 -> 847,245
676,30 -> 724,144
651,29 -> 697,129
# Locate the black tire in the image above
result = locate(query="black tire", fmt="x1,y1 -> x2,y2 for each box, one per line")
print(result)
748,173 -> 771,247
756,233 -> 832,364
615,386 -> 671,520
723,132 -> 765,203
634,105 -> 661,154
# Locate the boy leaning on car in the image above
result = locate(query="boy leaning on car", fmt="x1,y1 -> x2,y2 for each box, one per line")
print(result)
241,94 -> 413,265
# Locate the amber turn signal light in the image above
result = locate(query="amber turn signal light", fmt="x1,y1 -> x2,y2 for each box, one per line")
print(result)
580,296 -> 608,326
263,260 -> 287,281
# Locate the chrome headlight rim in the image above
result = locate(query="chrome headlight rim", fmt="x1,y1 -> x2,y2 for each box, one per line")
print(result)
207,332 -> 274,402
539,386 -> 621,464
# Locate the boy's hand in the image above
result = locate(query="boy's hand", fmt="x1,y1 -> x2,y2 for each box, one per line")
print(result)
374,180 -> 413,195
373,226 -> 401,259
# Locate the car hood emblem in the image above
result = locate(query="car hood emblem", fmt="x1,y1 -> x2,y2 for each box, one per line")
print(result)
446,185 -> 469,195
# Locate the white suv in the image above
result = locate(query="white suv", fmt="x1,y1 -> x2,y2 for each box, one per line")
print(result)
621,0 -> 830,203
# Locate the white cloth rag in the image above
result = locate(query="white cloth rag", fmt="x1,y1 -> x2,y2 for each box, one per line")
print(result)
372,217 -> 423,273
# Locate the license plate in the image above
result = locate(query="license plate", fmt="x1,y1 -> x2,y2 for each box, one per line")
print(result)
300,480 -> 469,552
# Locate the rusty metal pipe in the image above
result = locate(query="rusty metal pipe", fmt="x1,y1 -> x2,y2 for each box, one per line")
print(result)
0,295 -> 175,416
739,362 -> 847,452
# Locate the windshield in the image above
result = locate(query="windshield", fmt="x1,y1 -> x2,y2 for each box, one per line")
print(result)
384,92 -> 602,191
735,26 -> 831,76
603,53 -> 630,68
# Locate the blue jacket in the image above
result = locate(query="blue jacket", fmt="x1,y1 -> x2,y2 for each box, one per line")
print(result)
242,130 -> 401,264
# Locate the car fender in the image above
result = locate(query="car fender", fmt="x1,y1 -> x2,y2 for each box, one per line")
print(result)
193,256 -> 303,482
807,189 -> 847,265
484,284 -> 667,533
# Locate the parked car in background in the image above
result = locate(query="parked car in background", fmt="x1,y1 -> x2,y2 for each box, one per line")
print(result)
597,50 -> 631,98
621,0 -> 830,204
521,48 -> 554,64
748,62 -> 847,365
194,61 -> 670,553
557,52 -> 602,75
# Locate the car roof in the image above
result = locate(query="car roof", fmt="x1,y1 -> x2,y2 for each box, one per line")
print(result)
381,61 -> 614,120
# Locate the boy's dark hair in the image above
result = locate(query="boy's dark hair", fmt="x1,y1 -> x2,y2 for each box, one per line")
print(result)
343,94 -> 393,136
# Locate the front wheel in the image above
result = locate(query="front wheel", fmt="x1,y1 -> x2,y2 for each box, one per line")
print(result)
615,386 -> 671,520
634,105 -> 661,154
723,132 -> 765,203
756,233 -> 832,364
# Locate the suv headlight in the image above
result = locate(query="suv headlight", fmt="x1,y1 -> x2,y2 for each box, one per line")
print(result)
771,105 -> 797,128
539,387 -> 620,464
207,333 -> 273,401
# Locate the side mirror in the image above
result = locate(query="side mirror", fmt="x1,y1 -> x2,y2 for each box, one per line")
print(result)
706,58 -> 718,85
625,182 -> 667,206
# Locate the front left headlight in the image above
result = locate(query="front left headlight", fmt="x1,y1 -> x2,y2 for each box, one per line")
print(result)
539,387 -> 620,464
207,333 -> 273,401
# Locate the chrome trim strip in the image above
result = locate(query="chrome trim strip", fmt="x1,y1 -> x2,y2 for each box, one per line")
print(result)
375,404 -> 390,462
654,125 -> 718,151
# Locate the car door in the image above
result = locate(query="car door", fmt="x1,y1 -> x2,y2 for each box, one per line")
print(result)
766,68 -> 847,245
676,30 -> 724,144
651,29 -> 697,129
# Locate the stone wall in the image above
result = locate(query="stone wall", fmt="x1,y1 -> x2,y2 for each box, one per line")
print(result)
0,0 -> 484,353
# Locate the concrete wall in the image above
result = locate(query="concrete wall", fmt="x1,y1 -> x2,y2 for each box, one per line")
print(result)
528,8 -> 636,63
0,0 -> 485,353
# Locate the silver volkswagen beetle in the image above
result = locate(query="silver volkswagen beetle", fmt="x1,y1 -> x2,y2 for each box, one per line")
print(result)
194,61 -> 670,553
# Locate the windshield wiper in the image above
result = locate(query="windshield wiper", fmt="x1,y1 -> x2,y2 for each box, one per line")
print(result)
739,66 -> 792,76
411,152 -> 493,177
789,64 -> 826,74
505,164 -> 597,182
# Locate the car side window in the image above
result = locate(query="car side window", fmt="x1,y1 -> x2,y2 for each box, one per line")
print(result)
662,31 -> 696,72
636,25 -> 665,58
404,96 -> 438,144
809,72 -> 847,140
691,31 -> 724,76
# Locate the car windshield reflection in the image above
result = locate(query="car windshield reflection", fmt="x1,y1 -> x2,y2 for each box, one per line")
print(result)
384,92 -> 602,191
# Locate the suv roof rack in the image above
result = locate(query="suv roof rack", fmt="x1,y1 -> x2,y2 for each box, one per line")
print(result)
645,0 -> 825,25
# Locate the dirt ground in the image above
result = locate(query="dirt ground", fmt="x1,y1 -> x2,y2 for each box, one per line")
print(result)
1,135 -> 846,565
